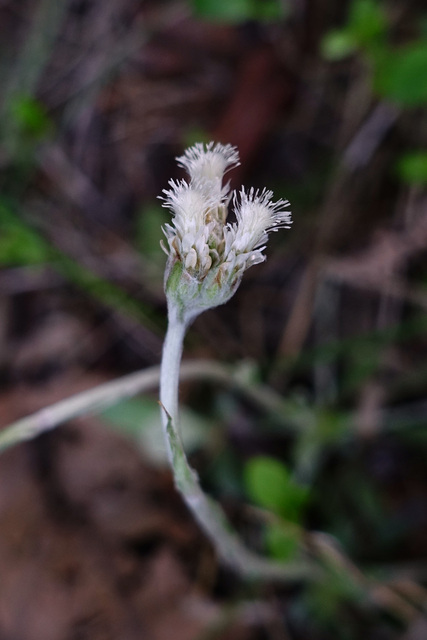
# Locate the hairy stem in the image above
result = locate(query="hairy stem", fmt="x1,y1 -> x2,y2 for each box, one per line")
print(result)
159,314 -> 187,463
159,313 -> 311,582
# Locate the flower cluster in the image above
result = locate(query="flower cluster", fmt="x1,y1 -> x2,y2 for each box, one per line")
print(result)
161,141 -> 291,323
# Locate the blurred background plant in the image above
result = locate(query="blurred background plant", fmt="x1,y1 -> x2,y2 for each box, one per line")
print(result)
0,0 -> 427,639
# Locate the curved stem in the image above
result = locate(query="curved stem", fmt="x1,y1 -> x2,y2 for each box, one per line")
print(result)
0,359 -> 294,455
159,313 -> 312,582
0,314 -> 312,581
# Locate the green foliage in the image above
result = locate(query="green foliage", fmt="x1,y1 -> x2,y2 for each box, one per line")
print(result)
245,455 -> 291,513
265,522 -> 300,560
321,0 -> 387,61
397,152 -> 427,185
281,315 -> 427,399
0,200 -> 161,331
321,31 -> 358,61
245,455 -> 308,519
8,95 -> 52,139
375,41 -> 427,106
0,201 -> 51,265
346,0 -> 387,50
1,94 -> 53,165
190,0 -> 286,23
244,456 -> 309,559
60,259 -> 161,332
321,0 -> 427,109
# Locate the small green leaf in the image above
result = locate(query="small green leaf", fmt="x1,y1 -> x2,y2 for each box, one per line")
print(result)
321,30 -> 357,60
397,152 -> 427,185
244,456 -> 308,521
245,456 -> 291,513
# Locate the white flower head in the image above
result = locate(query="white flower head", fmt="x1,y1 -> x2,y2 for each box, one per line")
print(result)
177,141 -> 240,183
161,179 -> 215,235
161,142 -> 292,323
225,187 -> 291,258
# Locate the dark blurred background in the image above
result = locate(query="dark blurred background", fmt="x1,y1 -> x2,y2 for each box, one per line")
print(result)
0,1 -> 427,638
